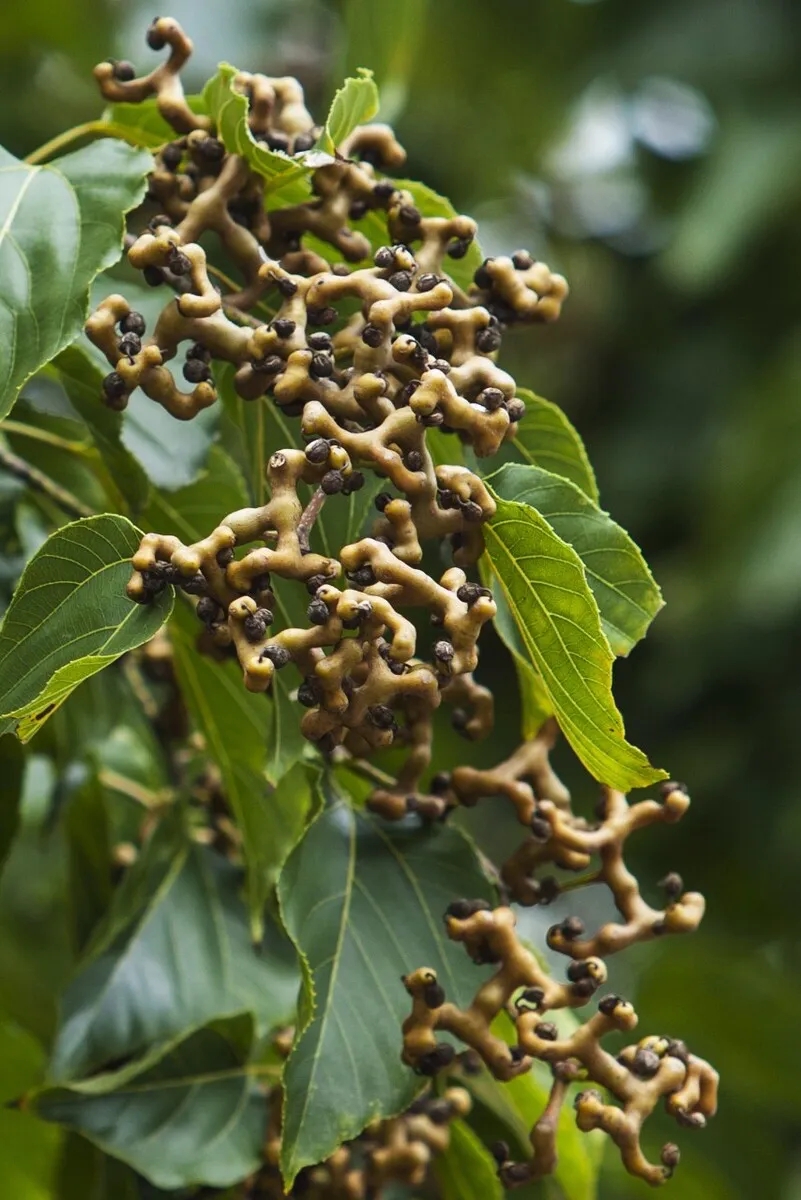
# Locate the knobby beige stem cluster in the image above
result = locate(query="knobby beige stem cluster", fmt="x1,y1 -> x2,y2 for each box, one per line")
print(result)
87,16 -> 566,814
87,19 -> 716,1191
401,749 -> 718,1188
247,1030 -> 471,1198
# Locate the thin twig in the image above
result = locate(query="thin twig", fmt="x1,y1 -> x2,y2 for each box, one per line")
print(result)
342,755 -> 398,790
25,120 -> 161,165
0,445 -> 93,519
297,486 -> 328,554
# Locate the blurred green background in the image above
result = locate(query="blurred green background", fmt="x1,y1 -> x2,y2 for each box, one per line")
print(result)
3,0 -> 801,1196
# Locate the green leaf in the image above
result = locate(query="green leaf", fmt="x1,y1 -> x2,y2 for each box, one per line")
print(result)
505,389 -> 599,503
0,515 -> 173,742
483,493 -> 665,790
0,736 -> 24,875
144,444 -> 250,543
278,781 -> 497,1186
0,1018 -> 63,1200
204,64 -> 334,190
49,815 -> 298,1082
36,1015 -> 272,1191
0,138 -> 152,420
480,555 -> 554,739
102,95 -> 208,149
170,599 -> 315,938
63,772 -> 112,951
488,463 -> 663,657
48,345 -> 150,518
318,68 -> 380,154
434,1118 -> 504,1200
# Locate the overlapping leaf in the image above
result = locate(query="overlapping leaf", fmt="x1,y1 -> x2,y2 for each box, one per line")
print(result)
483,493 -> 665,790
0,515 -> 172,741
434,1119 -> 503,1200
502,389 -> 599,501
48,345 -> 150,517
49,815 -> 299,1082
317,68 -> 380,154
489,462 -> 663,656
0,138 -> 152,420
278,782 -> 497,1185
35,1015 -> 270,1191
170,599 -> 315,937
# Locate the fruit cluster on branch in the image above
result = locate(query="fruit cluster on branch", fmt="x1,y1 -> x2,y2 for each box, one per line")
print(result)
86,18 -> 716,1191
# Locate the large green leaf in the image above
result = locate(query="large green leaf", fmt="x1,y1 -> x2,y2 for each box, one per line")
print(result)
278,781 -> 497,1186
48,815 -> 299,1082
488,463 -> 663,657
0,515 -> 172,741
48,346 -> 150,519
434,1118 -> 504,1200
503,390 -> 599,503
0,139 -> 152,420
35,1015 -> 272,1190
170,599 -> 315,938
483,493 -> 664,790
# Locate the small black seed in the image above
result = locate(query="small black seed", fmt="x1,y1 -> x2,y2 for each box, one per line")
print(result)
260,645 -> 291,668
416,273 -> 438,292
146,22 -> 166,50
272,317 -> 295,338
305,438 -> 330,465
111,59 -> 136,82
321,470 -> 345,495
388,270 -> 412,292
506,398 -> 526,423
183,358 -> 211,384
307,598 -> 330,625
119,311 -> 146,337
143,265 -> 165,287
361,323 -> 384,348
277,277 -> 298,298
310,352 -> 334,378
433,640 -> 454,663
374,246 -> 395,269
306,574 -> 327,595
512,250 -> 534,270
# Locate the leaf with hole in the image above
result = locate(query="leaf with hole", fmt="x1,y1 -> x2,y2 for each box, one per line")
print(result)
0,138 -> 152,420
483,492 -> 665,790
488,463 -> 663,656
0,515 -> 172,741
278,780 -> 497,1186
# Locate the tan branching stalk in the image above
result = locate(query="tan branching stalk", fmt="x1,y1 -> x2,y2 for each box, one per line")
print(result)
86,19 -> 715,1191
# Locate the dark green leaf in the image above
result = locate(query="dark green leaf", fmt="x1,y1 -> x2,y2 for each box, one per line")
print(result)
488,463 -> 663,656
170,599 -> 315,937
0,1017 -> 63,1198
36,1015 -> 272,1191
48,345 -> 150,518
434,1118 -> 504,1200
0,515 -> 172,741
0,139 -> 152,420
318,69 -> 380,154
278,781 -> 496,1186
64,772 -> 112,951
505,389 -> 599,503
0,735 -> 24,875
49,816 -> 299,1081
483,493 -> 665,790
